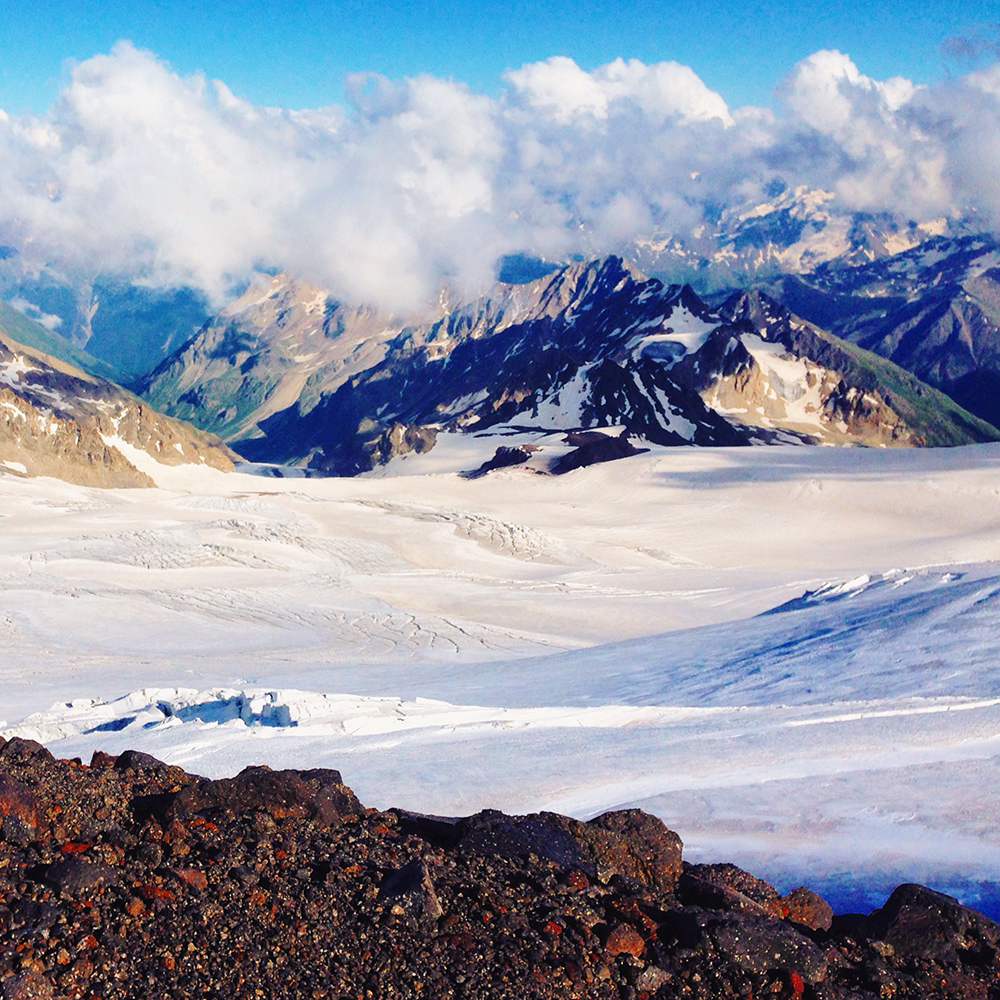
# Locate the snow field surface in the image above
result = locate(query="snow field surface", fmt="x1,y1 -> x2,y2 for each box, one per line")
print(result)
3,441 -> 1000,914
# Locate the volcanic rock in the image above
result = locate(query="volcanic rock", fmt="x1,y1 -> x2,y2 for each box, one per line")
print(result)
0,745 -> 997,999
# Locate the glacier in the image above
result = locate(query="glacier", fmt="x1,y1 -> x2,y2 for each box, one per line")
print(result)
3,441 -> 1000,916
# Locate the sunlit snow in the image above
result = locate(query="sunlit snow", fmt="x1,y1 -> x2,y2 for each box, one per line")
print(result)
4,443 -> 1000,915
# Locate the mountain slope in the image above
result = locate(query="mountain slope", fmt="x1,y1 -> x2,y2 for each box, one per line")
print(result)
0,257 -> 210,386
0,300 -> 118,383
763,235 -> 1000,429
0,326 -> 239,488
143,257 -> 996,476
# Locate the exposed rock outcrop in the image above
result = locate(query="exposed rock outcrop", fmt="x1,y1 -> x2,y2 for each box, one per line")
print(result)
1,738 -> 998,999
0,329 -> 238,487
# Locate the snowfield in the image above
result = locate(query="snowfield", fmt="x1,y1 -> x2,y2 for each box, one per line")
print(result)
3,440 -> 1000,915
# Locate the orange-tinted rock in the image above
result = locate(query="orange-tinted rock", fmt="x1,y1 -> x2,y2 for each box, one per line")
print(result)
771,886 -> 834,932
171,867 -> 208,891
0,772 -> 41,843
605,924 -> 646,958
583,809 -> 683,891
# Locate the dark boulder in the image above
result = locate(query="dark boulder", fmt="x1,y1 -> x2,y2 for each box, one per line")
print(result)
378,858 -> 443,925
684,862 -> 781,904
113,749 -> 171,775
169,765 -> 363,826
457,810 -> 590,871
0,738 -> 54,765
866,883 -> 1000,964
701,911 -> 829,983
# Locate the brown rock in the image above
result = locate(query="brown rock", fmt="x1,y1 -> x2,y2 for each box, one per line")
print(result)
0,773 -> 41,840
770,886 -> 834,932
605,923 -> 646,958
583,809 -> 683,891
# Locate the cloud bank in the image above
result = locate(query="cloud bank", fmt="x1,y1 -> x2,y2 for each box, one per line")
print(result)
1,42 -> 1000,309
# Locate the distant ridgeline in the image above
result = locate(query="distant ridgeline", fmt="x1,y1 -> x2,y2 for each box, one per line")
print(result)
2,221 -> 1000,480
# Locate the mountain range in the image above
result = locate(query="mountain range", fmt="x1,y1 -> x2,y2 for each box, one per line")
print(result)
132,257 -> 994,476
3,199 -> 1000,482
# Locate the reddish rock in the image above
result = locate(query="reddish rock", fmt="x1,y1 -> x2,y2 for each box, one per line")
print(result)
0,773 -> 41,843
605,923 -> 646,958
171,867 -> 208,891
771,886 -> 834,932
583,809 -> 683,891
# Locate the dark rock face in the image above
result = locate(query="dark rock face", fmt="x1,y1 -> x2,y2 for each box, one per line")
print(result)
462,444 -> 532,479
38,859 -> 119,898
0,747 -> 998,999
767,236 -> 1000,429
168,766 -> 362,827
551,432 -> 648,474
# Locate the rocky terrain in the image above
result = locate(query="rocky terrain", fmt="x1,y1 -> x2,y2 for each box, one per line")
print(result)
138,258 -> 998,476
1,736 -> 998,1000
6,207 -> 1000,481
762,235 -> 1000,429
0,327 -> 238,488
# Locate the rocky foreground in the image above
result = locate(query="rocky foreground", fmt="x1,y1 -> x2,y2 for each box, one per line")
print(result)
0,737 -> 998,999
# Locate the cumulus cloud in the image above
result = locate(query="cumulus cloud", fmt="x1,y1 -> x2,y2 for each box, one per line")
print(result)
1,42 -> 1000,310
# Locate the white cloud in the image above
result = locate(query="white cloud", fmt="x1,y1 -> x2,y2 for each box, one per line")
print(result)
0,42 -> 999,311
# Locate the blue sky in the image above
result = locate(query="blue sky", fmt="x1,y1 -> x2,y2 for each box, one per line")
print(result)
1,1 -> 999,309
1,0 -> 997,113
